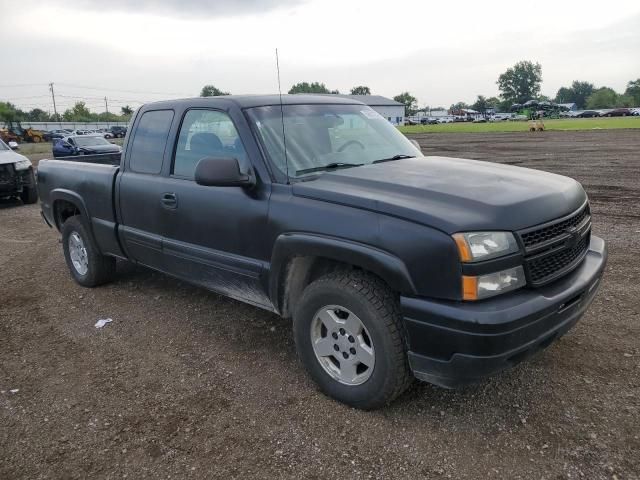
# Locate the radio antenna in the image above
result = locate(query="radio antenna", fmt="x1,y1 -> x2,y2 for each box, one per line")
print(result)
275,48 -> 290,183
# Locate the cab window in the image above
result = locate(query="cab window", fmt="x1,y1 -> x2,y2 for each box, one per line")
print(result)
173,109 -> 246,179
129,109 -> 174,174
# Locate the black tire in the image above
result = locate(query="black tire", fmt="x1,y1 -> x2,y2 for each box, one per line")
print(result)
61,216 -> 116,287
293,270 -> 412,409
20,170 -> 38,204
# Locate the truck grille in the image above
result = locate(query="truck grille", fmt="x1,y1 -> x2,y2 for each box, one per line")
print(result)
520,205 -> 589,248
527,236 -> 589,284
518,204 -> 591,287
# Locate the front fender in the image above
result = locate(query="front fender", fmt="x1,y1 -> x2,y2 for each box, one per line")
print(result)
269,232 -> 417,310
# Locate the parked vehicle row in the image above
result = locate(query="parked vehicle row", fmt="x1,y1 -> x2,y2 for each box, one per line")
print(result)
563,108 -> 639,118
52,135 -> 122,158
31,126 -> 128,143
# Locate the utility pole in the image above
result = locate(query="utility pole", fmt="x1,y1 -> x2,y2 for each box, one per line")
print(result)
104,96 -> 109,114
49,82 -> 58,120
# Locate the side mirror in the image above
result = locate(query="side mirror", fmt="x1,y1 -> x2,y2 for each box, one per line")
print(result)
195,157 -> 254,187
409,139 -> 421,151
8,141 -> 19,150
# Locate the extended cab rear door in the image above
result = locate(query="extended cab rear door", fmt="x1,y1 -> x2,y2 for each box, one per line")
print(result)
117,108 -> 175,268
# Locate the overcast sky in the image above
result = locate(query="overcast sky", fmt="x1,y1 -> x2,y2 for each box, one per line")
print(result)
1,0 -> 639,113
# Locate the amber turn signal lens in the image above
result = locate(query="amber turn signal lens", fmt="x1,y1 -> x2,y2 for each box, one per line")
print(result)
462,275 -> 478,301
453,233 -> 473,262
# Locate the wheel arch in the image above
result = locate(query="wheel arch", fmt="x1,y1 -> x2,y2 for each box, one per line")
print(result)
270,233 -> 417,318
50,189 -> 91,231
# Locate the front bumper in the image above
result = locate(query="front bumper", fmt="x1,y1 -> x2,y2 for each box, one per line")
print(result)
402,235 -> 607,388
0,166 -> 33,196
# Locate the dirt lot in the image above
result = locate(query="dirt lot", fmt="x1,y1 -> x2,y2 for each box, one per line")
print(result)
1,130 -> 639,479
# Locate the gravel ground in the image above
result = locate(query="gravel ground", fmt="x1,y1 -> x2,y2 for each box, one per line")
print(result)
1,130 -> 638,479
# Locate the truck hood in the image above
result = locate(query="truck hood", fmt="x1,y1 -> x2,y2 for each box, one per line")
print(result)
0,149 -> 29,166
291,156 -> 587,233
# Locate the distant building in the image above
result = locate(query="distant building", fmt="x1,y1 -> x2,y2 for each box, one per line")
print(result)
327,95 -> 406,126
427,109 -> 448,117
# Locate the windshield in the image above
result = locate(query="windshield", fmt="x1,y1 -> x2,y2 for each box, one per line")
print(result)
73,136 -> 111,147
247,104 -> 421,179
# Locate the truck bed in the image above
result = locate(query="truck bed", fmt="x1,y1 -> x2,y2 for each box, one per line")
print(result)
37,158 -> 123,257
54,152 -> 121,166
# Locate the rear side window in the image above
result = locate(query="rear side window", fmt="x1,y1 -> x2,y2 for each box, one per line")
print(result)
129,110 -> 174,174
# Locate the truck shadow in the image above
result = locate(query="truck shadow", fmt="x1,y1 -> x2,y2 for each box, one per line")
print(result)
0,197 -> 24,209
108,261 -> 547,415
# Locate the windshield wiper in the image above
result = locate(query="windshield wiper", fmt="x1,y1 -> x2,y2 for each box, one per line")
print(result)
373,154 -> 416,164
296,162 -> 364,175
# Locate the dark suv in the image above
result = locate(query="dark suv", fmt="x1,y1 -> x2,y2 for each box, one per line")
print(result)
109,126 -> 128,138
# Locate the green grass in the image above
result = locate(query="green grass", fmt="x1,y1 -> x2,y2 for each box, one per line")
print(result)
398,116 -> 640,134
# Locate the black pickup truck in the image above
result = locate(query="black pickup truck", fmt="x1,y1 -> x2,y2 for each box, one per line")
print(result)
37,95 -> 607,409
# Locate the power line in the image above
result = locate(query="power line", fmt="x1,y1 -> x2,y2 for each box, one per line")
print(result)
56,82 -> 192,97
0,83 -> 48,88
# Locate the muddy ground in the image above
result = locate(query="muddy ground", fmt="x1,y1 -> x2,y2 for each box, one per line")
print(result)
1,130 -> 639,479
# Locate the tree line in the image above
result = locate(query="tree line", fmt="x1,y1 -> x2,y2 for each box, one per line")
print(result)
201,66 -> 640,117
0,101 -> 134,123
456,61 -> 639,114
4,68 -> 637,125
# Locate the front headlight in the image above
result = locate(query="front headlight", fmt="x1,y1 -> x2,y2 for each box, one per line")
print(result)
14,159 -> 32,171
463,266 -> 526,300
452,231 -> 519,262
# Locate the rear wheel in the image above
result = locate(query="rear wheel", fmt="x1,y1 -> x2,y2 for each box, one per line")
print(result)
293,270 -> 412,409
62,216 -> 116,287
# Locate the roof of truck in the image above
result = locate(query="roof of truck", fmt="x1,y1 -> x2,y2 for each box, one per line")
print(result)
143,94 -> 365,109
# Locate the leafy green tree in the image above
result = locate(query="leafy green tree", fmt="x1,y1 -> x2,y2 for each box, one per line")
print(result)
486,97 -> 501,108
350,85 -> 371,95
0,102 -> 18,122
97,112 -> 122,122
554,81 -> 594,109
586,87 -> 616,108
472,95 -> 488,113
555,87 -> 573,104
288,82 -> 338,94
120,105 -> 133,116
625,79 -> 640,106
25,108 -> 51,122
497,61 -> 543,105
62,102 -> 94,122
393,92 -> 418,115
200,85 -> 230,97
569,81 -> 595,109
449,101 -> 469,113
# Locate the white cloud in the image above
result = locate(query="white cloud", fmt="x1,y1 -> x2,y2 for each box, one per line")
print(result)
1,0 -> 639,110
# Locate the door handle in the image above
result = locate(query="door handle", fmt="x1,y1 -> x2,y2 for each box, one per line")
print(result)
161,192 -> 177,209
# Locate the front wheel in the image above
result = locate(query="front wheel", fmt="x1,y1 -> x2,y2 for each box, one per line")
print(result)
293,271 -> 412,409
62,216 -> 116,287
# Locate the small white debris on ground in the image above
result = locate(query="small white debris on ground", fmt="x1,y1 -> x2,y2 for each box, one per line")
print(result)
94,318 -> 113,329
